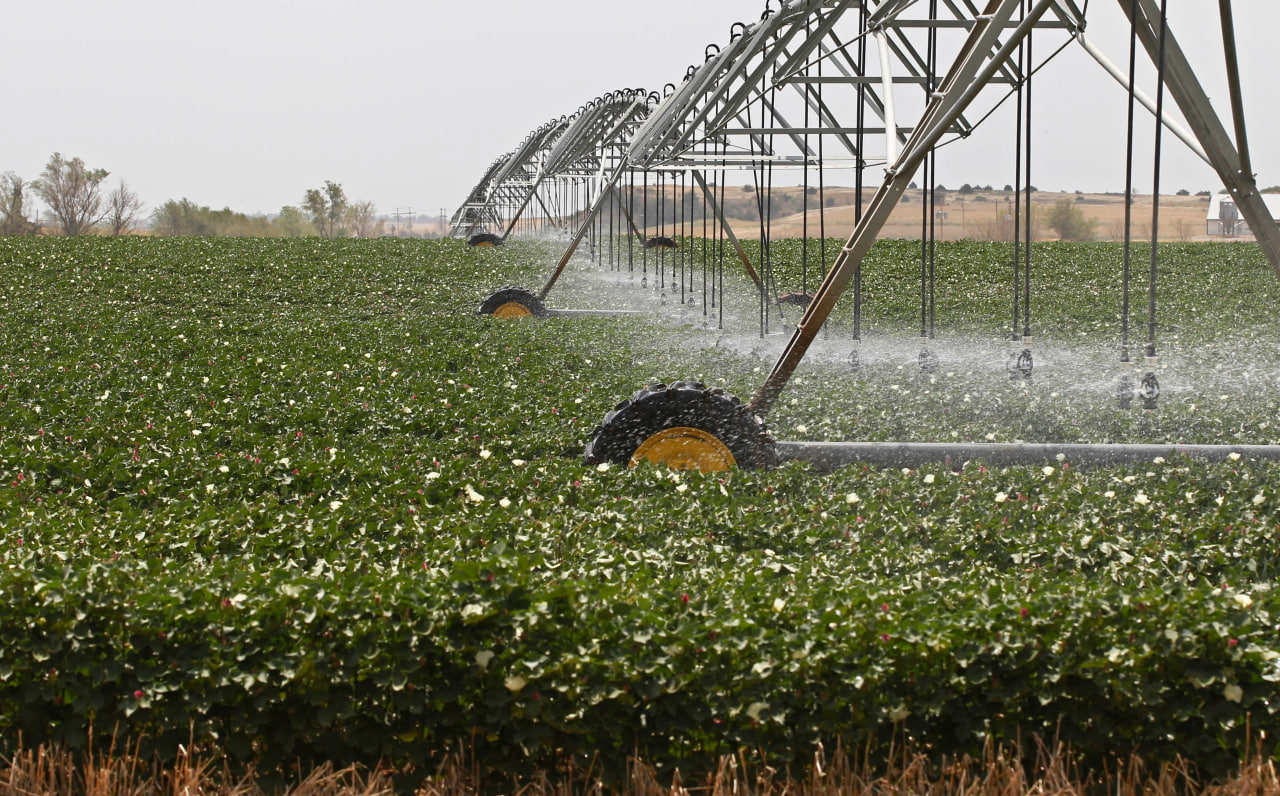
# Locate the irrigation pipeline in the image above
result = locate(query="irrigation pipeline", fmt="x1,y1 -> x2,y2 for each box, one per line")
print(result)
778,442 -> 1280,472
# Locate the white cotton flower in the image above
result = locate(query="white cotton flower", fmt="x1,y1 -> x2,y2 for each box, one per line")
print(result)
1229,452 -> 1242,462
772,598 -> 786,612
464,484 -> 485,503
426,472 -> 441,480
205,483 -> 216,494
479,449 -> 491,459
1253,493 -> 1266,506
1153,456 -> 1166,465
795,425 -> 808,434
475,650 -> 495,669
676,483 -> 689,493
1235,593 -> 1254,609
1042,466 -> 1055,477
499,497 -> 511,509
995,492 -> 1008,504
1224,684 -> 1244,703
923,473 -> 935,484
512,459 -> 527,467
1134,492 -> 1151,506
1104,490 -> 1116,499
191,429 -> 202,436
219,464 -> 229,473
504,676 -> 526,693
596,462 -> 611,473
845,492 -> 861,505
329,500 -> 343,511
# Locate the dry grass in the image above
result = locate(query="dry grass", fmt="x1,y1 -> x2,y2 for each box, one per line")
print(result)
3,737 -> 1277,796
0,737 -> 393,796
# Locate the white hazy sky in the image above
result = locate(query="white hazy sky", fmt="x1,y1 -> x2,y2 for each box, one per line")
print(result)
4,1 -> 1278,223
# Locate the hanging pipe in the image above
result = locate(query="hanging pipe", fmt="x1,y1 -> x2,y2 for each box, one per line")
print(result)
1021,11 -> 1034,375
1140,0 -> 1170,411
1118,0 -> 1139,408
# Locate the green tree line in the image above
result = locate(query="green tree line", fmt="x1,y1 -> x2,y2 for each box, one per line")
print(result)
2,152 -> 383,238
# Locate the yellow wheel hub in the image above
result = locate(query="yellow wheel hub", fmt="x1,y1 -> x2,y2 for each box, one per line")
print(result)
474,241 -> 496,248
630,426 -> 736,472
493,301 -> 532,319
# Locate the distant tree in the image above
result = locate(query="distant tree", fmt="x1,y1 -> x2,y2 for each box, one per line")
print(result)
273,206 -> 314,238
959,183 -> 975,194
106,180 -> 144,236
1045,199 -> 1097,241
1176,188 -> 1191,196
34,153 -> 110,236
346,200 -> 381,238
0,172 -> 38,235
1195,190 -> 1212,197
1003,184 -> 1013,192
908,181 -> 918,190
1262,186 -> 1280,194
304,181 -> 349,237
151,198 -> 213,236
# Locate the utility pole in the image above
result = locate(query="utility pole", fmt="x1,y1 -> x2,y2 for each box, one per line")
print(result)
393,207 -> 413,238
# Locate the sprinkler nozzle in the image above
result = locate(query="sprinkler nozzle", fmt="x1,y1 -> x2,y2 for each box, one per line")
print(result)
919,348 -> 939,374
1138,372 -> 1160,410
1117,373 -> 1135,409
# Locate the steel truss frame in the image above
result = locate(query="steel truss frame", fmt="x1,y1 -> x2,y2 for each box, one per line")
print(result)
449,90 -> 653,241
452,0 -> 1280,455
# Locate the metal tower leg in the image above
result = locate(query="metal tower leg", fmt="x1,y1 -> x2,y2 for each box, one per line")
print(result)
1119,0 -> 1280,276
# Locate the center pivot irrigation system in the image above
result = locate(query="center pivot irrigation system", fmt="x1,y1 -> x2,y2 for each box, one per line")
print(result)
451,0 -> 1280,472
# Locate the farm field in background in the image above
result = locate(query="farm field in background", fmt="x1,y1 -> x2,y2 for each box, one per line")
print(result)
2,236 -> 1279,790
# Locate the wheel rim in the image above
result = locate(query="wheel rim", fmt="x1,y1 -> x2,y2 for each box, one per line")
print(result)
493,301 -> 532,318
630,426 -> 736,471
475,241 -> 496,248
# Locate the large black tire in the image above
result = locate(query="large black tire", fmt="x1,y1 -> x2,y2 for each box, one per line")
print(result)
468,232 -> 504,247
584,381 -> 776,471
477,287 -> 548,318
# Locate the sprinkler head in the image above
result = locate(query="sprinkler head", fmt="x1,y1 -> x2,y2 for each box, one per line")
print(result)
1006,349 -> 1033,380
847,349 -> 861,370
1012,349 -> 1034,380
1117,374 -> 1135,409
641,276 -> 648,288
660,292 -> 668,306
1138,372 -> 1160,410
919,348 -> 939,374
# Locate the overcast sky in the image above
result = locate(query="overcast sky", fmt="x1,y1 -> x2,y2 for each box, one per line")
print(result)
4,1 -> 1277,223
